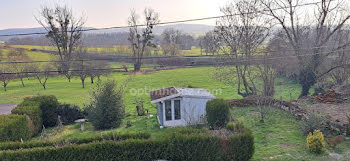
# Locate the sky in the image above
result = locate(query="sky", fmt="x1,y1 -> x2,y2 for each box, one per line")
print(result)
0,0 -> 229,30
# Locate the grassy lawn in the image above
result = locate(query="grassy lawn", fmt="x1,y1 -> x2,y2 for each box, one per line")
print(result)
35,106 -> 350,161
0,67 -> 302,113
231,107 -> 350,161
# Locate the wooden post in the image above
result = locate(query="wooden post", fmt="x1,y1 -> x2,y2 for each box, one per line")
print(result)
80,122 -> 84,131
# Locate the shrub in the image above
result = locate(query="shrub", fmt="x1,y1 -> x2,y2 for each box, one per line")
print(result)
0,131 -> 150,151
226,129 -> 255,161
25,95 -> 59,127
0,115 -> 31,142
0,131 -> 254,161
86,80 -> 125,130
226,121 -> 245,133
206,99 -> 230,129
306,130 -> 325,154
0,134 -> 223,161
11,101 -> 42,136
57,104 -> 84,125
300,113 -> 326,135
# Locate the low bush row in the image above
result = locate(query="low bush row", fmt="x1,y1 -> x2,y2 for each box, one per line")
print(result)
0,134 -> 221,161
0,131 -> 254,161
0,131 -> 150,151
0,115 -> 31,142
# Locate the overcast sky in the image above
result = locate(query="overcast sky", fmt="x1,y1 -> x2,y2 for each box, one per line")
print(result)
0,0 -> 229,30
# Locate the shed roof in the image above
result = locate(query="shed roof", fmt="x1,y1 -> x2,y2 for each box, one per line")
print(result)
150,87 -> 215,104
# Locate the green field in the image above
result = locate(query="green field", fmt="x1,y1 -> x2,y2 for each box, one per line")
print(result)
0,67 -> 302,112
11,45 -> 204,56
0,48 -> 55,61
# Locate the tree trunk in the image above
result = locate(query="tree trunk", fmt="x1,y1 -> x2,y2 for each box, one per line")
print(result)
3,82 -> 7,92
42,84 -> 46,90
90,76 -> 94,84
20,77 -> 25,87
81,79 -> 85,88
299,68 -> 316,97
134,63 -> 141,72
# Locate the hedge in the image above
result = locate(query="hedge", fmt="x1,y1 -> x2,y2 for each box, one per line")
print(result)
0,131 -> 150,151
0,132 -> 254,161
206,99 -> 230,129
24,96 -> 59,127
0,134 -> 223,161
11,101 -> 42,136
0,115 -> 31,142
226,129 -> 255,161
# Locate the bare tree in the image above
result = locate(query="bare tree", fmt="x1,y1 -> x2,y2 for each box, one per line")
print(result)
72,48 -> 89,88
128,8 -> 159,71
202,31 -> 220,55
215,0 -> 272,97
261,0 -> 350,97
6,49 -> 32,87
161,28 -> 181,55
37,5 -> 85,82
0,64 -> 13,91
33,64 -> 53,90
326,29 -> 350,85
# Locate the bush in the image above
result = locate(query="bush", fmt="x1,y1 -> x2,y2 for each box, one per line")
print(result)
0,131 -> 150,151
226,121 -> 245,133
0,134 -> 223,161
57,104 -> 84,125
0,115 -> 31,142
86,80 -> 125,130
25,95 -> 59,127
300,113 -> 326,135
0,132 -> 255,161
11,101 -> 42,136
226,129 -> 255,161
0,130 -> 255,161
206,99 -> 230,129
306,130 -> 325,154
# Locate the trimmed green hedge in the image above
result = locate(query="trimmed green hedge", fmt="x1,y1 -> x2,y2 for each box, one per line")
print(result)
0,134 -> 223,161
0,132 -> 254,161
226,129 -> 255,161
0,115 -> 31,142
206,99 -> 230,129
0,132 -> 150,151
11,101 -> 42,136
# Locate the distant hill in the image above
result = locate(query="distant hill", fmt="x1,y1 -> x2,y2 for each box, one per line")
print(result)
0,24 -> 214,41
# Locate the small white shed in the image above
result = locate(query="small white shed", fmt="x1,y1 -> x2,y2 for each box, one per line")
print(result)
150,87 -> 215,127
